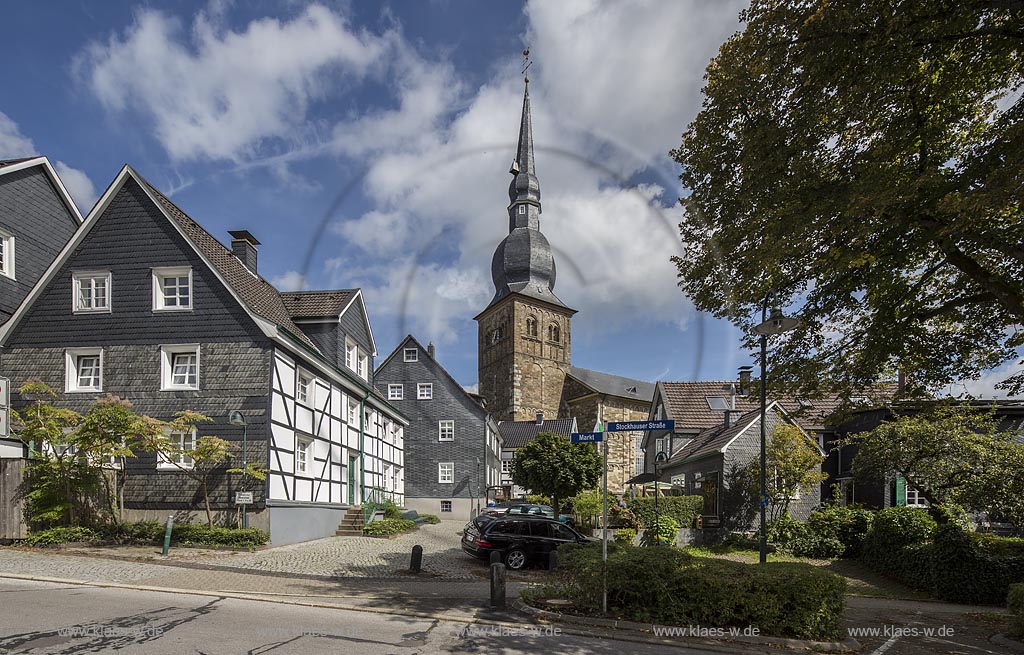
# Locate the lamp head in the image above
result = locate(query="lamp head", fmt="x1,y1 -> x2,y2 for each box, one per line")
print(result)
753,304 -> 801,336
228,411 -> 246,426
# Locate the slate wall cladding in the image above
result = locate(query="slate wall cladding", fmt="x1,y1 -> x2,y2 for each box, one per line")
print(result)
0,165 -> 79,320
375,340 -> 491,501
340,297 -> 374,385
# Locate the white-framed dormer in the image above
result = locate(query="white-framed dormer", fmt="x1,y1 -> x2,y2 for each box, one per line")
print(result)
0,228 -> 14,279
65,348 -> 103,393
439,419 -> 454,441
72,270 -> 112,314
152,266 -> 193,311
157,426 -> 196,470
160,344 -> 200,391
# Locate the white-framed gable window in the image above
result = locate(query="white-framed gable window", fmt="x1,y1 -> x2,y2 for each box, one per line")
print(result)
296,436 -> 312,474
158,427 -> 196,470
160,344 -> 200,390
72,271 -> 111,313
439,462 -> 454,484
501,460 -> 512,475
345,339 -> 357,371
439,420 -> 454,441
357,352 -> 369,381
0,229 -> 14,279
65,348 -> 103,393
404,348 -> 418,362
388,384 -> 403,400
152,266 -> 192,311
417,383 -> 433,400
296,371 -> 313,405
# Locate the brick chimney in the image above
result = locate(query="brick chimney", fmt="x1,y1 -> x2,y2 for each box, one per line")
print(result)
228,230 -> 260,273
428,342 -> 435,359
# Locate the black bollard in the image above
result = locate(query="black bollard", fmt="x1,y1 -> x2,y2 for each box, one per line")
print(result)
410,544 -> 423,573
489,549 -> 502,565
548,550 -> 558,571
490,562 -> 506,608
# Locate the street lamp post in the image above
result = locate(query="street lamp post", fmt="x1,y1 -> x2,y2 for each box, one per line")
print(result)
228,411 -> 248,529
751,302 -> 800,564
654,451 -> 668,545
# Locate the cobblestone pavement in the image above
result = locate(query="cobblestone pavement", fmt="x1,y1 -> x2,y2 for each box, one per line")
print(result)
0,549 -> 165,583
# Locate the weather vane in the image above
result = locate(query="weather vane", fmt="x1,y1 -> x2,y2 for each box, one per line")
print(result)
521,48 -> 532,83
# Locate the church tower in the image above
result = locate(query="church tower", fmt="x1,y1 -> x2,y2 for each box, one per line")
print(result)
475,80 -> 576,422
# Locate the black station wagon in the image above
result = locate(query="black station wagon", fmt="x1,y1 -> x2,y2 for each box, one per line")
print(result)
461,515 -> 591,570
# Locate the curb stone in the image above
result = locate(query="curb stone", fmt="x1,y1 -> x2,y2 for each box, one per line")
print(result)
513,599 -> 862,653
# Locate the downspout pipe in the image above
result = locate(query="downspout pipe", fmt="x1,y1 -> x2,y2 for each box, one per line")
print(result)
359,391 -> 369,504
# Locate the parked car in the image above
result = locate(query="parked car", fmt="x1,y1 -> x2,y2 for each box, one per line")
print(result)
504,503 -> 575,528
461,515 -> 591,570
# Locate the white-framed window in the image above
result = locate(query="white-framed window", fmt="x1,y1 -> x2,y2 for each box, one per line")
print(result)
65,348 -> 103,393
518,205 -> 526,215
347,398 -> 359,425
501,460 -> 512,474
296,371 -> 313,404
72,271 -> 111,313
438,462 -> 454,484
438,420 -> 454,441
296,436 -> 312,474
906,486 -> 929,507
404,348 -> 418,362
160,344 -> 200,390
417,383 -> 433,400
0,230 -> 14,279
158,428 -> 196,469
440,500 -> 453,513
357,353 -> 369,381
387,384 -> 403,400
345,339 -> 357,371
152,266 -> 192,311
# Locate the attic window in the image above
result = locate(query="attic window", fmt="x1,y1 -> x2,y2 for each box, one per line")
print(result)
705,396 -> 730,411
404,348 -> 418,362
849,396 -> 869,405
797,397 -> 814,409
625,386 -> 638,395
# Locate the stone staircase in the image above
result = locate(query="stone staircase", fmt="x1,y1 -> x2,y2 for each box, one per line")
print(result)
335,506 -> 364,536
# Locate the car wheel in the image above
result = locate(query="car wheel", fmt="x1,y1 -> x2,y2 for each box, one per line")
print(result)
505,548 -> 527,570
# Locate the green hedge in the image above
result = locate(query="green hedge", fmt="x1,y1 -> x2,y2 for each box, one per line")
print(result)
418,513 -> 441,525
614,528 -> 636,544
363,518 -> 416,536
23,526 -> 101,546
24,522 -> 269,548
1008,584 -> 1024,638
556,542 -> 845,640
626,496 -> 703,528
170,524 -> 269,548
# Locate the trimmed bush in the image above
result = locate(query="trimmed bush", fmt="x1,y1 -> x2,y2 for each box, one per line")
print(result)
641,516 -> 679,546
23,526 -> 101,546
170,524 -> 269,548
973,533 -> 1024,556
1008,583 -> 1024,638
867,507 -> 936,549
767,513 -> 807,551
789,533 -> 845,559
418,513 -> 441,524
363,518 -> 416,537
556,542 -> 845,640
930,525 -> 1024,605
805,505 -> 874,557
626,495 -> 703,527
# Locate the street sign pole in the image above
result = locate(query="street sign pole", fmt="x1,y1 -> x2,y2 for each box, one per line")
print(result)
597,421 -> 608,614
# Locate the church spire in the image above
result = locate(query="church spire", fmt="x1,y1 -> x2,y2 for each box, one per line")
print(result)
508,76 -> 541,231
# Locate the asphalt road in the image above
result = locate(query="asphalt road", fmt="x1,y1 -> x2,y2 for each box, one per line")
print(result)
0,578 -> 729,655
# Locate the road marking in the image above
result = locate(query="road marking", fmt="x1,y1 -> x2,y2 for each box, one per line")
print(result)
871,635 -> 899,655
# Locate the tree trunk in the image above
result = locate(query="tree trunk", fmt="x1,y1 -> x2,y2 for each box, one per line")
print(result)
552,495 -> 560,521
201,479 -> 213,527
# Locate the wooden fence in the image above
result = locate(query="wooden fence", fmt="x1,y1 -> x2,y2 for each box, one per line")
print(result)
0,458 -> 26,539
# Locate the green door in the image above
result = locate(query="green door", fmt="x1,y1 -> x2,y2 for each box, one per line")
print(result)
348,456 -> 358,505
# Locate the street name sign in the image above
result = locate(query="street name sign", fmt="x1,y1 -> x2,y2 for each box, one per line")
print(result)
605,420 -> 675,432
570,432 -> 604,443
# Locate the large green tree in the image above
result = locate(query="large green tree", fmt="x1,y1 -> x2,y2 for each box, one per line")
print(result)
673,0 -> 1024,396
510,432 -> 603,518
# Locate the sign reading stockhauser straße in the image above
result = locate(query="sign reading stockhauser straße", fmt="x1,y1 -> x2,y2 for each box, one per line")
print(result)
605,420 -> 675,432
0,376 -> 9,437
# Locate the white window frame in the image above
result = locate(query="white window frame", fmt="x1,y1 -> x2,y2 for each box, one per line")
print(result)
65,348 -> 103,393
438,420 -> 454,441
501,460 -> 512,474
345,339 -> 357,371
296,370 -> 313,405
72,271 -> 112,314
518,205 -> 526,215
0,229 -> 14,279
438,462 -> 454,484
158,427 -> 196,470
357,352 -> 369,381
417,383 -> 433,400
152,266 -> 193,311
403,348 -> 418,362
440,500 -> 453,513
347,399 -> 359,425
160,344 -> 200,391
296,436 -> 312,474
906,486 -> 929,508
387,384 -> 403,400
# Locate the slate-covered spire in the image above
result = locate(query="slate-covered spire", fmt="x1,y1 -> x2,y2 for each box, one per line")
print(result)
481,78 -> 574,315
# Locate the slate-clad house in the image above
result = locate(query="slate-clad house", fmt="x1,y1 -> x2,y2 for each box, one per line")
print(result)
375,335 -> 501,520
0,165 -> 405,545
0,156 -> 84,458
497,414 -> 577,499
658,402 -> 824,529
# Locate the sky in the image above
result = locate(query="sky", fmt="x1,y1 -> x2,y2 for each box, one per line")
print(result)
0,0 -> 1018,397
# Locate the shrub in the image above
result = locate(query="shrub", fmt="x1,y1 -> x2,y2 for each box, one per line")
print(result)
789,533 -> 846,559
23,526 -> 101,546
626,496 -> 703,527
555,542 -> 845,639
524,494 -> 552,506
1009,583 -> 1024,638
930,524 -> 1024,605
610,503 -> 641,530
868,507 -> 936,549
170,524 -> 269,548
767,513 -> 807,551
383,500 -> 403,520
363,518 -> 416,537
614,528 -> 636,544
418,513 -> 441,525
570,489 -> 616,529
806,505 -> 874,557
641,516 -> 679,546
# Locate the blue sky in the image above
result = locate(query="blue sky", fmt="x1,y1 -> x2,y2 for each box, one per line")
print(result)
1,1 -> 1016,396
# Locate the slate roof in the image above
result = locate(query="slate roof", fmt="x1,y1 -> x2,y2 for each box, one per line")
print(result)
567,366 -> 656,403
281,290 -> 357,318
135,172 -> 319,351
660,381 -> 851,432
498,417 -> 577,449
667,406 -> 773,463
0,157 -> 37,168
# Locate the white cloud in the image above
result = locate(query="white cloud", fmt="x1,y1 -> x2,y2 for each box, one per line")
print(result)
955,359 -> 1024,399
271,270 -> 307,291
0,111 -> 97,211
75,4 -> 392,162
